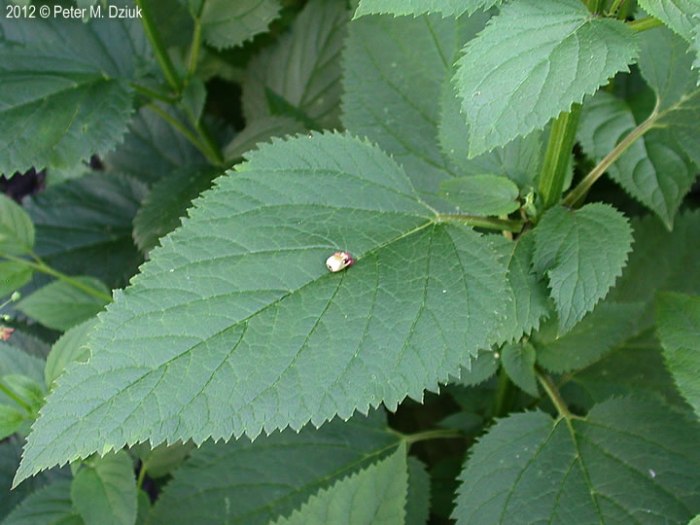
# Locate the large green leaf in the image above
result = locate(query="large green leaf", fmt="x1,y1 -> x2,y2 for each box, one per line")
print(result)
637,0 -> 698,41
147,413 -> 401,525
533,204 -> 633,333
354,0 -> 501,17
0,262 -> 32,300
0,195 -> 34,256
201,0 -> 281,49
455,0 -> 637,157
1,480 -> 83,525
16,277 -> 110,332
271,443 -> 408,525
71,452 -> 137,525
406,457 -> 431,525
656,292 -> 700,418
454,398 -> 700,524
0,0 -> 150,176
342,10 -> 489,205
243,0 -> 348,130
24,173 -> 147,288
15,132 -> 508,483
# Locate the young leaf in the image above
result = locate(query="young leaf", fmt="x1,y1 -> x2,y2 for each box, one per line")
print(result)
243,0 -> 348,129
455,0 -> 638,157
16,277 -> 110,331
439,175 -> 520,216
454,398 -> 700,524
71,451 -> 137,525
0,195 -> 34,256
271,444 -> 408,525
343,10 -> 489,204
500,343 -> 537,396
44,319 -> 96,389
354,0 -> 501,18
24,173 -> 147,288
637,0 -> 697,41
15,132 -> 508,483
148,413 -> 401,525
132,167 -> 220,253
201,0 -> 281,49
406,457 -> 431,525
533,204 -> 632,333
534,301 -> 643,373
0,262 -> 32,300
656,292 -> 700,418
0,0 -> 150,175
0,405 -> 25,440
2,480 -> 83,525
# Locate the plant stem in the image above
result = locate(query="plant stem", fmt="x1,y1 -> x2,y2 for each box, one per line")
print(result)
492,366 -> 513,418
0,381 -> 33,413
187,18 -> 203,79
137,464 -> 147,490
607,0 -> 626,16
135,0 -> 181,93
403,428 -> 463,444
562,107 -> 657,207
536,369 -> 572,419
130,82 -> 178,104
0,254 -> 112,303
628,17 -> 663,32
538,105 -> 581,213
436,214 -> 524,233
584,0 -> 604,13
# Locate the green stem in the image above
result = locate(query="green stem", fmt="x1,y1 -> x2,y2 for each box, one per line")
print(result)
628,17 -> 663,32
607,0 -> 626,16
0,380 -> 33,413
187,17 -> 203,79
137,464 -> 147,490
492,366 -> 513,418
538,105 -> 581,212
562,107 -> 657,207
130,82 -> 178,104
584,0 -> 604,13
1,254 -> 112,303
536,369 -> 572,419
403,428 -> 463,444
436,214 -> 524,233
135,0 -> 181,92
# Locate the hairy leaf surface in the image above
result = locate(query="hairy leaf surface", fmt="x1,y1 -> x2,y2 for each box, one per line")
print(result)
533,204 -> 632,333
148,413 -> 400,525
455,0 -> 637,156
16,132 -> 508,482
656,292 -> 700,417
454,398 -> 700,524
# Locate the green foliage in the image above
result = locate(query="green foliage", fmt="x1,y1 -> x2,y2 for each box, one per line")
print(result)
454,398 -> 700,524
0,0 -> 699,522
454,0 -> 638,156
657,292 -> 700,417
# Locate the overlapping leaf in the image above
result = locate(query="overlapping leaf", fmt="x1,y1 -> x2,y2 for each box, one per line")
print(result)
354,0 -> 501,18
0,0 -> 151,175
15,132 -> 508,483
533,204 -> 633,333
637,0 -> 698,41
656,292 -> 700,417
243,0 -> 349,129
147,413 -> 401,525
0,195 -> 33,256
201,0 -> 281,49
1,480 -> 82,525
454,398 -> 700,524
455,0 -> 637,157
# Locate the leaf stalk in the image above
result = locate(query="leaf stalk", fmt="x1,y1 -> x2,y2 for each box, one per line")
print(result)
628,17 -> 663,32
135,0 -> 181,93
436,214 -> 524,233
536,369 -> 572,419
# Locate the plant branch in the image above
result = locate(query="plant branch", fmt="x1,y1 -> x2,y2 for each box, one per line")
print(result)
403,428 -> 463,444
538,104 -> 581,213
187,17 -> 203,79
628,17 -> 663,32
536,368 -> 572,419
436,214 -> 524,233
562,107 -> 658,207
135,0 -> 181,93
0,381 -> 33,414
0,254 -> 112,303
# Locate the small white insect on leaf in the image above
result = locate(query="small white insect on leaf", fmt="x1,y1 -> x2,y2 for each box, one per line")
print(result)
325,251 -> 355,272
